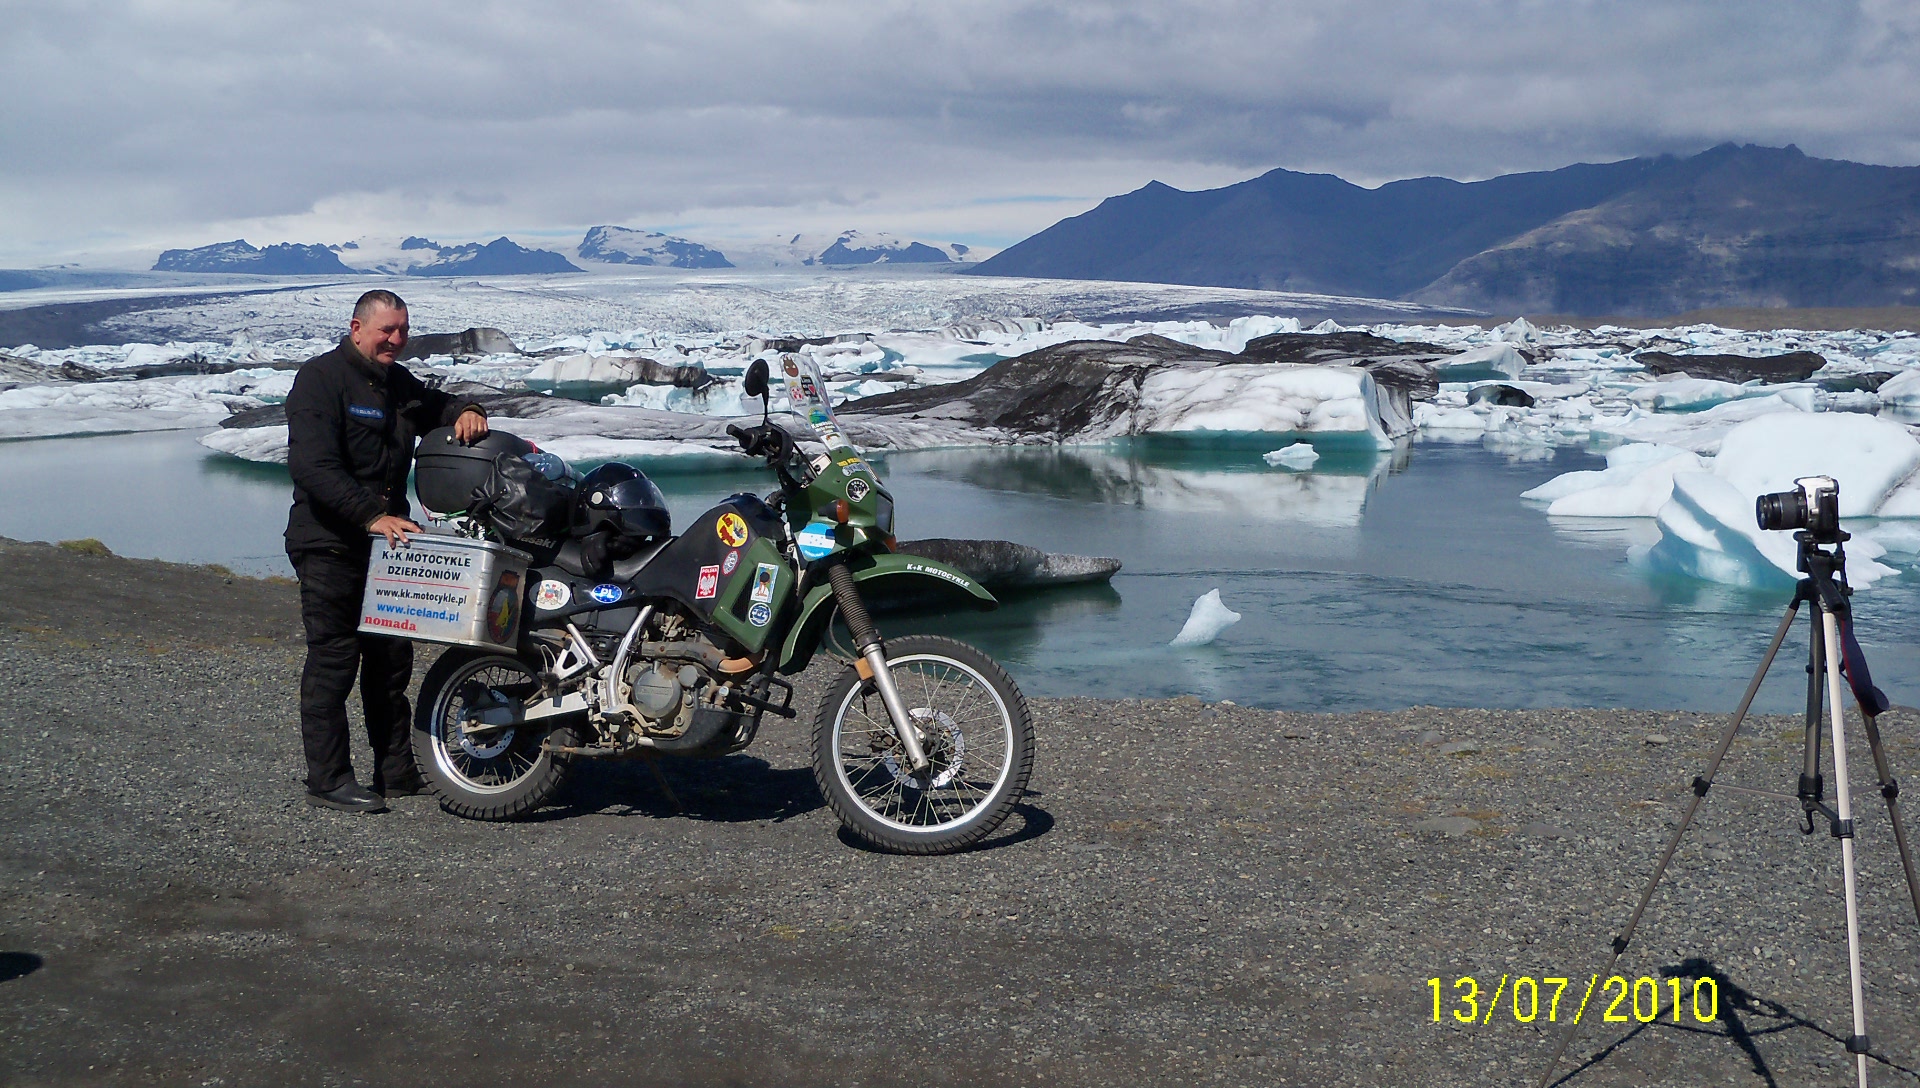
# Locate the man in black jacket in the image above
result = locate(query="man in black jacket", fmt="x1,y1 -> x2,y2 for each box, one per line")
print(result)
285,289 -> 488,813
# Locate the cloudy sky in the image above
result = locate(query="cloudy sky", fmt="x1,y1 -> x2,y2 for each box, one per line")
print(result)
4,0 -> 1918,265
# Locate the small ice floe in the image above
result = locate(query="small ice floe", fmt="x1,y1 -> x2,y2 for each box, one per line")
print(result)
1262,442 -> 1319,470
1171,589 -> 1241,647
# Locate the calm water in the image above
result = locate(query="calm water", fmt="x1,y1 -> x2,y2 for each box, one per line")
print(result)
2,430 -> 1914,714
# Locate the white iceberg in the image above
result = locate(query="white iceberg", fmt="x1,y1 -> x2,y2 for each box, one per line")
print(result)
1170,589 -> 1241,647
1432,343 -> 1525,382
1711,411 -> 1920,516
1587,394 -> 1808,453
1877,368 -> 1920,406
1524,444 -> 1707,517
522,354 -> 653,398
1263,443 -> 1320,469
200,425 -> 290,464
1132,364 -> 1394,450
1628,414 -> 1919,588
1641,472 -> 1897,588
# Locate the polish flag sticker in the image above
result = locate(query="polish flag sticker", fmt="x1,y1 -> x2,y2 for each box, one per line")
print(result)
695,565 -> 720,600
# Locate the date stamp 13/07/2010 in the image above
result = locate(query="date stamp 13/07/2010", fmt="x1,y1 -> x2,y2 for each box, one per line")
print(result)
1429,974 -> 1721,1026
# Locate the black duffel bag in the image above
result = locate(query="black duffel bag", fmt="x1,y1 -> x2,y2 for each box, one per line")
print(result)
468,451 -> 576,542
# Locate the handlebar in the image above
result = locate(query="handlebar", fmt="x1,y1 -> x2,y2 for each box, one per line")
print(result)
727,421 -> 807,491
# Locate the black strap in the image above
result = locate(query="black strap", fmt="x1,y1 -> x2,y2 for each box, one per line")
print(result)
1835,612 -> 1891,715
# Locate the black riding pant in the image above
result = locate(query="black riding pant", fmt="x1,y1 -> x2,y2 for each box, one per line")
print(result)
290,547 -> 417,793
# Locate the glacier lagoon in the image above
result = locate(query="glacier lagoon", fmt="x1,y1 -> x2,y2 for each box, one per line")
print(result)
2,428 -> 1913,714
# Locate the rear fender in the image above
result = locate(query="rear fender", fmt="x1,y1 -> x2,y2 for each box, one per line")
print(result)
776,552 -> 996,675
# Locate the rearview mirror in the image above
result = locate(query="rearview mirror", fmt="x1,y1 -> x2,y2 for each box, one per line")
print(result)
743,358 -> 769,400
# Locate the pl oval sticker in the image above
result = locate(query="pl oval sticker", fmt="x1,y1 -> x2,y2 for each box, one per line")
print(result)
534,579 -> 571,611
716,512 -> 750,548
589,584 -> 624,605
794,522 -> 838,561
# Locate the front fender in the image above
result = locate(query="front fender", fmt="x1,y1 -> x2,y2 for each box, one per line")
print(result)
776,551 -> 997,675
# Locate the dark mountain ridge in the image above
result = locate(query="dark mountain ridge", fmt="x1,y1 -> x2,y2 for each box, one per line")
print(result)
152,240 -> 363,276
974,144 -> 1920,315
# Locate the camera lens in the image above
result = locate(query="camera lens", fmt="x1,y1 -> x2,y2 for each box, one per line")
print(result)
1755,490 -> 1808,532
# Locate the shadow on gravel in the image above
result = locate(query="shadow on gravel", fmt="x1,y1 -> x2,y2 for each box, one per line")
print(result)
835,801 -> 1055,855
0,952 -> 43,983
1550,956 -> 1919,1088
526,755 -> 826,824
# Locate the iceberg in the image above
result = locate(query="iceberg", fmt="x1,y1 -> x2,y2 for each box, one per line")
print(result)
1711,412 -> 1920,516
1171,589 -> 1241,647
1263,443 -> 1320,469
200,425 -> 290,464
1641,472 -> 1898,588
1133,364 -> 1393,450
1431,343 -> 1525,382
1566,414 -> 1920,588
1537,448 -> 1707,518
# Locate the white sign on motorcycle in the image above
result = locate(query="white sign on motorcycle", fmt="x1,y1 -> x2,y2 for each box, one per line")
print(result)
358,533 -> 532,651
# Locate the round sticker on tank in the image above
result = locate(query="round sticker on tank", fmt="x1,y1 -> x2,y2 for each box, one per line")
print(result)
534,580 -> 571,610
845,477 -> 870,503
721,549 -> 740,575
716,512 -> 750,548
590,584 -> 623,605
748,602 -> 772,627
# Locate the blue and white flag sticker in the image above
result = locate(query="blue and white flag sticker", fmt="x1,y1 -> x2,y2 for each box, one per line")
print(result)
590,584 -> 623,604
748,602 -> 772,627
794,522 -> 838,561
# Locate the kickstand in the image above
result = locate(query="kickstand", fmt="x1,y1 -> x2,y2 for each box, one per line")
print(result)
641,754 -> 685,814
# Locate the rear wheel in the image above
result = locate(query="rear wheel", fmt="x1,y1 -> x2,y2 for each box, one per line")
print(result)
412,649 -> 576,821
811,635 -> 1034,854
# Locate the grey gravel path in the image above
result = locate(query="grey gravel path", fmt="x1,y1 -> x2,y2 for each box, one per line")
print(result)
1,536 -> 1916,1087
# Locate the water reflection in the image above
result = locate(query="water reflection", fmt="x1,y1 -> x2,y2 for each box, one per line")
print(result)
889,442 -> 1399,527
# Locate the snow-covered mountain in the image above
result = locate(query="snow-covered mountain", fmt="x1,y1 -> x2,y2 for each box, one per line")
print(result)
151,240 -> 363,275
402,237 -> 581,277
577,226 -> 732,269
722,231 -> 986,269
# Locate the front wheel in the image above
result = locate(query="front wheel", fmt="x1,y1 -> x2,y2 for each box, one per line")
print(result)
412,649 -> 577,821
812,635 -> 1035,854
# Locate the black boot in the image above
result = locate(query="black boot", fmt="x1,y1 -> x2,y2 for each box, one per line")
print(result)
306,781 -> 389,813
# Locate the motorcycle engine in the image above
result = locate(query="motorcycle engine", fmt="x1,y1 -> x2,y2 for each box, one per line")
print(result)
625,661 -> 701,733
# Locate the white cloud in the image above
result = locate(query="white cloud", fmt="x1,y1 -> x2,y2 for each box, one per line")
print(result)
4,1 -> 1918,263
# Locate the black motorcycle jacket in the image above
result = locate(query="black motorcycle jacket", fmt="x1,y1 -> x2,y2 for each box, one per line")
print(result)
283,338 -> 481,554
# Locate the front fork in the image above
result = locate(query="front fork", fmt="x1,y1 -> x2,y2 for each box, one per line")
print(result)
825,562 -> 930,772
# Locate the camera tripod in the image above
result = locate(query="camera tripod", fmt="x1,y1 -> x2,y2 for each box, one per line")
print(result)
1536,529 -> 1920,1088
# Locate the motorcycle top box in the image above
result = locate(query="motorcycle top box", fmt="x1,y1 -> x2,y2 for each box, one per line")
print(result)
415,427 -> 535,515
358,533 -> 532,651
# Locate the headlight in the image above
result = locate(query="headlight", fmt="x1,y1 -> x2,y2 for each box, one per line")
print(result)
873,493 -> 894,536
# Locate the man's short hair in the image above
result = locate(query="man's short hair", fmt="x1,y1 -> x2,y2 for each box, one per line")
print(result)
353,289 -> 408,320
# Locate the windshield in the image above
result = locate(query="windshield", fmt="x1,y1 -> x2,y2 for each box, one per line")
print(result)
778,351 -> 860,456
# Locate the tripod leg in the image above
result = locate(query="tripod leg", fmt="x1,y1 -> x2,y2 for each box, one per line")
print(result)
1820,610 -> 1872,1088
1802,597 -> 1826,825
1858,711 -> 1920,928
1533,600 -> 1800,1088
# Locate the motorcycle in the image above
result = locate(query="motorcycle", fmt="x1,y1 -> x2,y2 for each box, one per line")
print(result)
403,352 -> 1035,854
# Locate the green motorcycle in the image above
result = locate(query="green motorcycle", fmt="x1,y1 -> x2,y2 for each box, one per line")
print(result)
406,353 -> 1035,854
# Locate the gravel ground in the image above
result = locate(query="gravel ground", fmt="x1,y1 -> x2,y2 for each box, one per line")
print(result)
1,535 -> 1917,1087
